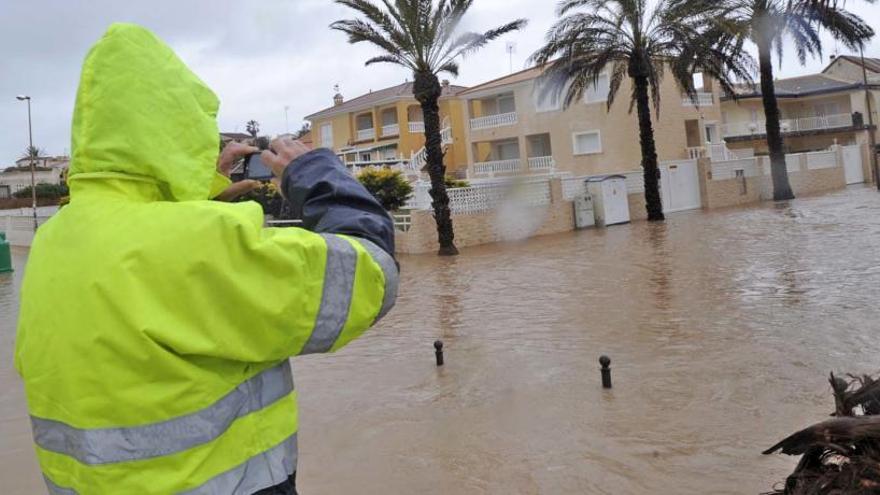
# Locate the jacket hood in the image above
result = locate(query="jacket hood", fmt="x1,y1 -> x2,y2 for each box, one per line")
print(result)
69,23 -> 220,201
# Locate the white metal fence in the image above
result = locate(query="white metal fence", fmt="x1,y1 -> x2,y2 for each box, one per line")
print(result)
711,147 -> 841,180
407,178 -> 552,215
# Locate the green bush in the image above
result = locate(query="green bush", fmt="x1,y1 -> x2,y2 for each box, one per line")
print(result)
444,176 -> 470,189
13,183 -> 69,199
236,181 -> 286,218
357,169 -> 413,211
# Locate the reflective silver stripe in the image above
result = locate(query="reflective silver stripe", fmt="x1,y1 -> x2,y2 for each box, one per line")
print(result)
181,433 -> 297,495
44,475 -> 77,495
300,234 -> 357,354
31,360 -> 294,465
354,238 -> 399,323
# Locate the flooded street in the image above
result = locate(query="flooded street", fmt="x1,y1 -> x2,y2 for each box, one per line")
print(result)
4,186 -> 880,494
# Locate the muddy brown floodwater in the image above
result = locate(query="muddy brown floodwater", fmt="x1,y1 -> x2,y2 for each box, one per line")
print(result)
4,186 -> 880,494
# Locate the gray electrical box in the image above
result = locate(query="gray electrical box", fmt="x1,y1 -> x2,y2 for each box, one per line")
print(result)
574,194 -> 595,229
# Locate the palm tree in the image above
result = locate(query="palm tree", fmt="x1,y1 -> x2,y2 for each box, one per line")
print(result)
531,0 -> 754,221
246,120 -> 260,139
332,0 -> 526,256
20,146 -> 44,162
715,0 -> 873,200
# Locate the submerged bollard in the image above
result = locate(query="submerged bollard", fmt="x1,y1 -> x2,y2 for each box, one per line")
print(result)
0,232 -> 12,274
599,355 -> 612,389
434,340 -> 444,366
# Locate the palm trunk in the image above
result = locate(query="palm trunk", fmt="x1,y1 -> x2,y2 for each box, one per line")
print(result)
634,75 -> 665,222
757,37 -> 795,201
414,71 -> 458,256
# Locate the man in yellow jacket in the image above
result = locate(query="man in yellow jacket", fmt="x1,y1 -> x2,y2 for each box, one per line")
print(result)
14,23 -> 398,494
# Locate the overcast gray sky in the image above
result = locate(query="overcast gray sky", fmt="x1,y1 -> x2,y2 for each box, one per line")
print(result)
2,0 -> 879,166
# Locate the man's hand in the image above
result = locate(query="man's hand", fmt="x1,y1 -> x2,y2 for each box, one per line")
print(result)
217,142 -> 259,177
261,137 -> 311,178
214,141 -> 261,202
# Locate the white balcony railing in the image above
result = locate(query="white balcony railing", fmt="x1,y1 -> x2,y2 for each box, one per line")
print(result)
686,146 -> 707,159
682,92 -> 715,107
470,112 -> 518,131
356,128 -> 376,141
722,113 -> 854,138
409,121 -> 425,133
381,124 -> 399,136
474,158 -> 523,175
527,156 -> 555,171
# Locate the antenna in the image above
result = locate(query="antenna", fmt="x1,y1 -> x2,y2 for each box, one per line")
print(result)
506,42 -> 517,74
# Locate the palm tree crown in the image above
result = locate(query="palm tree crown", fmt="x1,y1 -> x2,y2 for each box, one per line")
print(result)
531,0 -> 754,222
712,0 -> 873,200
716,0 -> 874,65
531,0 -> 754,112
331,0 -> 526,86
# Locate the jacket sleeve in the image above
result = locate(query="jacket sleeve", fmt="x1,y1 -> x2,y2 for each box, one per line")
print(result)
282,148 -> 395,255
146,152 -> 398,363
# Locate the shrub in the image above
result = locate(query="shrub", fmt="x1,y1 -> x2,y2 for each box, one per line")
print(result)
444,176 -> 470,189
236,181 -> 286,218
357,168 -> 413,211
13,183 -> 69,199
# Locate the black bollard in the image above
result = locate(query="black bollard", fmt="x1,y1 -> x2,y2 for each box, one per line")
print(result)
599,355 -> 612,389
434,340 -> 444,367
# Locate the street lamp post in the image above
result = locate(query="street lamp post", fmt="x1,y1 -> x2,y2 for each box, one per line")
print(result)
859,45 -> 879,190
16,95 -> 38,232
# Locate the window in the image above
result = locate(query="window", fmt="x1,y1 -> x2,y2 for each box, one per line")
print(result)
583,74 -> 610,103
320,123 -> 333,148
573,131 -> 602,155
533,80 -> 563,112
814,102 -> 841,116
496,141 -> 520,160
498,95 -> 516,114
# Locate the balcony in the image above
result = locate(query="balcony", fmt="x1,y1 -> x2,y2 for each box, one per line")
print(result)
682,92 -> 715,107
409,121 -> 425,133
470,112 -> 518,131
474,158 -> 523,175
722,113 -> 854,138
527,156 -> 555,171
381,124 -> 399,137
356,128 -> 376,141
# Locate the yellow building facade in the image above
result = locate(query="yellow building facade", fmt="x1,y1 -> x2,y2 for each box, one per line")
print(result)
305,82 -> 469,177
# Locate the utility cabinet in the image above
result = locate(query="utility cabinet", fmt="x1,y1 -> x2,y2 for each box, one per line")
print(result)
586,175 -> 630,227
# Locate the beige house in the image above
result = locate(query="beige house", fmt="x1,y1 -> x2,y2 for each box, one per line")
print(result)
459,66 -> 723,179
720,55 -> 880,182
305,82 -> 469,176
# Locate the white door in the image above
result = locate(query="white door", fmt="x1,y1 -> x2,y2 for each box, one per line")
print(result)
842,144 -> 865,184
660,161 -> 702,213
704,124 -> 719,144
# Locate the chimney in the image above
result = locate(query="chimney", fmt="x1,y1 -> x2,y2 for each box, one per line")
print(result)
830,54 -> 837,62
333,92 -> 344,106
441,79 -> 450,89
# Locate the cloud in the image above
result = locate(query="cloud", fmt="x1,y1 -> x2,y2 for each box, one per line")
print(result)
1,0 -> 879,165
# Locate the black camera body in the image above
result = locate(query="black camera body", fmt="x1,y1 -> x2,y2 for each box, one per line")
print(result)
244,153 -> 274,181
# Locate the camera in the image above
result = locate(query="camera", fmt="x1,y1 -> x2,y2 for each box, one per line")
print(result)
244,152 -> 274,181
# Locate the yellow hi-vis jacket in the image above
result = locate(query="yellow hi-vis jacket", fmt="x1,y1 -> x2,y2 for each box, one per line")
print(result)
14,23 -> 398,494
